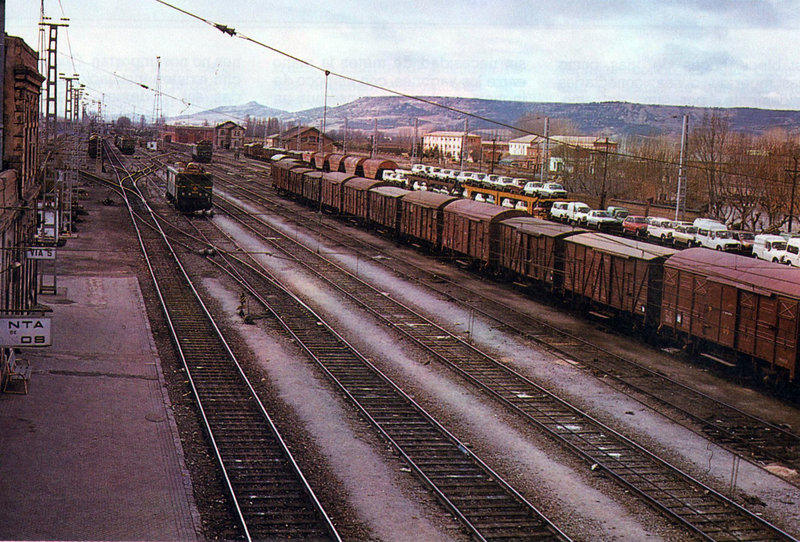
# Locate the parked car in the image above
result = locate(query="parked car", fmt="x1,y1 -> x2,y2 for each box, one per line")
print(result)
549,201 -> 570,222
523,181 -> 543,196
695,224 -> 741,251
752,234 -> 788,263
730,230 -> 755,255
646,217 -> 675,243
537,182 -> 568,198
496,176 -> 522,192
606,206 -> 629,224
671,223 -> 698,247
622,215 -> 649,238
785,237 -> 800,267
411,164 -> 426,174
584,210 -> 618,230
565,201 -> 592,225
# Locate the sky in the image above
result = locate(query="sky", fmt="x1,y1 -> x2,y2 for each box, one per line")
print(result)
7,1 -> 800,121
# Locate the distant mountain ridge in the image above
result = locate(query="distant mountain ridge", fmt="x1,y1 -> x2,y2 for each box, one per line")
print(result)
169,97 -> 800,137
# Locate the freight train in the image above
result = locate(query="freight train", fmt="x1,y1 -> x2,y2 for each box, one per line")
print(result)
271,155 -> 800,391
160,162 -> 213,214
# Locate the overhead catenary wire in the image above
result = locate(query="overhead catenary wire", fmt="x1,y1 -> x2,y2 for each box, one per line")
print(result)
150,0 -> 799,190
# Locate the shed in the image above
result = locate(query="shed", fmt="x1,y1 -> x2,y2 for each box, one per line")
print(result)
320,172 -> 356,213
441,199 -> 526,267
399,191 -> 458,248
662,248 -> 800,380
562,233 -> 676,325
369,186 -> 411,231
497,217 -> 585,287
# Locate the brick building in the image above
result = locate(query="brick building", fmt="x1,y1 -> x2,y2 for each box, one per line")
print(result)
265,126 -> 336,152
214,120 -> 244,150
2,35 -> 44,315
161,125 -> 214,145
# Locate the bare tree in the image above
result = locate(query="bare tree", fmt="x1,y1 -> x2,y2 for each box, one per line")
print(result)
689,111 -> 731,218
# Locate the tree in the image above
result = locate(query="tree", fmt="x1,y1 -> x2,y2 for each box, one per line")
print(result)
116,116 -> 132,130
690,111 -> 731,218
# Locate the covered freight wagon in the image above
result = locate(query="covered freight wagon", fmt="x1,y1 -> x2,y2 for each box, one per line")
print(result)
369,186 -> 411,232
399,191 -> 457,249
497,217 -> 585,288
361,158 -> 398,180
562,233 -> 676,326
270,158 -> 303,192
441,199 -> 526,268
327,154 -> 347,173
320,172 -> 356,213
287,167 -> 314,198
661,248 -> 800,383
342,178 -> 391,222
301,170 -> 324,207
310,152 -> 333,171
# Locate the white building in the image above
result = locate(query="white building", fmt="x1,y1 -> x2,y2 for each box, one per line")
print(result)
422,131 -> 482,161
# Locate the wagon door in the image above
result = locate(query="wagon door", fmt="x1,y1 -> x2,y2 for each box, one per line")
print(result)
754,296 -> 778,363
775,298 -> 799,376
690,276 -> 708,338
709,281 -> 737,348
736,291 -> 757,355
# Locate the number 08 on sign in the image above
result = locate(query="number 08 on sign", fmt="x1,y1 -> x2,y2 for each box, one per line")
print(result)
0,317 -> 52,346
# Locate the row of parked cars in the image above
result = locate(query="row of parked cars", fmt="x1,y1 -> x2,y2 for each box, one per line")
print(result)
549,201 -> 629,230
405,165 -> 568,198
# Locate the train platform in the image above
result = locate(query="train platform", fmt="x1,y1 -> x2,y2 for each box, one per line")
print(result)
0,182 -> 201,540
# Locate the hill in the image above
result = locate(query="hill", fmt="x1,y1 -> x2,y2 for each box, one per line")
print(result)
169,97 -> 800,138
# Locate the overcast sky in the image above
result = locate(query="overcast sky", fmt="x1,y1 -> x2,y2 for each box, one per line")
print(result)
8,1 -> 800,120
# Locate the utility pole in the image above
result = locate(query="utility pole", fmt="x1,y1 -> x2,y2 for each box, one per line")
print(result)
600,136 -> 610,209
411,118 -> 418,164
371,118 -> 377,158
320,70 -> 329,153
342,117 -> 348,154
59,73 -> 78,134
40,17 -> 69,140
540,117 -> 549,184
490,134 -> 496,175
786,156 -> 799,233
460,118 -> 468,171
153,56 -> 163,129
675,114 -> 689,221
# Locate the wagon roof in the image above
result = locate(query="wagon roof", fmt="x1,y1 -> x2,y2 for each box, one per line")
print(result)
304,170 -> 324,178
327,153 -> 347,168
344,178 -> 389,191
311,151 -> 333,168
272,158 -> 302,170
401,190 -> 458,209
666,248 -> 800,298
371,186 -> 411,198
322,171 -> 356,184
500,216 -> 587,238
343,155 -> 368,168
443,198 -> 527,222
568,232 -> 677,260
362,158 -> 398,179
289,167 -> 314,175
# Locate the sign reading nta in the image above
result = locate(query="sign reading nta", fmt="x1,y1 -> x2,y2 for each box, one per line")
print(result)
0,317 -> 52,346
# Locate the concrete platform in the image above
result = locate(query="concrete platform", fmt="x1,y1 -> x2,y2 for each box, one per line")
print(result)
0,190 -> 201,540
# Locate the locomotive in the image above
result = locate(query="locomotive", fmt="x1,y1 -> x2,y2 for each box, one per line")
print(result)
87,133 -> 100,158
164,162 -> 213,214
271,153 -> 800,391
191,140 -> 213,163
114,135 -> 136,155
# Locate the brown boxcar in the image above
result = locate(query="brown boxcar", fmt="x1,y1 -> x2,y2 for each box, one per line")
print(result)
497,217 -> 585,288
327,153 -> 347,173
287,166 -> 313,198
341,178 -> 391,221
369,186 -> 411,232
441,199 -> 526,267
562,233 -> 676,325
301,170 -> 324,207
320,172 -> 356,213
344,156 -> 368,177
399,191 -> 458,249
270,158 -> 303,192
361,158 -> 398,180
661,248 -> 800,382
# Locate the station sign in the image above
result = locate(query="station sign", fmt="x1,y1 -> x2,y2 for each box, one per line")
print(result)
26,247 -> 56,260
0,317 -> 52,346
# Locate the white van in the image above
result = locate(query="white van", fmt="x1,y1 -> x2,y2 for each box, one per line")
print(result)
785,238 -> 800,267
695,224 -> 741,251
752,234 -> 788,263
565,201 -> 592,225
549,201 -> 570,222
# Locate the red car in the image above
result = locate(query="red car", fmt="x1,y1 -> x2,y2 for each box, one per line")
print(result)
622,215 -> 649,238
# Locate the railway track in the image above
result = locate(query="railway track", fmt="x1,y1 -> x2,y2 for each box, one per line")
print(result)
152,154 -> 570,542
208,164 -> 800,489
97,148 -> 341,542
206,180 -> 798,542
